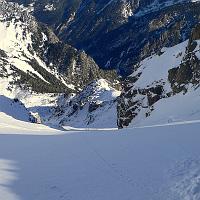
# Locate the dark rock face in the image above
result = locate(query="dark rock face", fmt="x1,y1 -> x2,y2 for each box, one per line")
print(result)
88,101 -> 103,113
191,24 -> 200,41
117,82 -> 165,128
168,24 -> 200,94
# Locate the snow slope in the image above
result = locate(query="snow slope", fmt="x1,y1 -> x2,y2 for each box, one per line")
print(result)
0,95 -> 31,123
0,112 -> 60,134
0,19 -> 47,82
118,38 -> 200,128
0,121 -> 200,200
130,40 -> 188,90
0,95 -> 60,134
0,5 -> 60,84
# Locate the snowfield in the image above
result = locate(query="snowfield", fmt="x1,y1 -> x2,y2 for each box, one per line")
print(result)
0,118 -> 200,200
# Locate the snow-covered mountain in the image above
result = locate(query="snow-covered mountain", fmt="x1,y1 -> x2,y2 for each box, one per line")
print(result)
0,0 -> 119,128
118,25 -> 200,128
1,0 -> 200,130
0,0 -> 117,93
0,0 -> 71,93
47,79 -> 121,129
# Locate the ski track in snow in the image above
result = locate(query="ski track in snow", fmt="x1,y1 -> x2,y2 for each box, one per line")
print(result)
0,120 -> 200,200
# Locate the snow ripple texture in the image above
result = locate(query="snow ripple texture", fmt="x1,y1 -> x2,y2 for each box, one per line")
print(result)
169,158 -> 200,200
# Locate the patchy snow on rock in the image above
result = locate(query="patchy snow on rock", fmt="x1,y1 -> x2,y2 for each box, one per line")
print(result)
131,86 -> 200,127
48,79 -> 121,129
128,40 -> 200,127
0,75 -> 120,130
44,4 -> 56,12
118,38 -> 200,128
121,1 -> 134,18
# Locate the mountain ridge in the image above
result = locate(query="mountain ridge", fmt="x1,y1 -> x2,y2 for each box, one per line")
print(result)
1,0 -> 200,129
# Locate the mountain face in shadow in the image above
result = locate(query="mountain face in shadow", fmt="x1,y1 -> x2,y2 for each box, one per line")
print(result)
0,95 -> 33,123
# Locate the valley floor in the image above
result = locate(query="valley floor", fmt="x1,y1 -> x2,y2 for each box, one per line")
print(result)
0,120 -> 200,200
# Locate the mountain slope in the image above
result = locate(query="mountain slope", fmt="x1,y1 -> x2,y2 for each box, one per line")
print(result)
0,95 -> 60,133
0,0 -> 117,94
0,0 -> 71,93
0,95 -> 34,123
7,0 -> 200,76
2,0 -> 200,129
0,0 -> 119,129
47,79 -> 121,128
118,25 -> 200,128
60,0 -> 200,75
